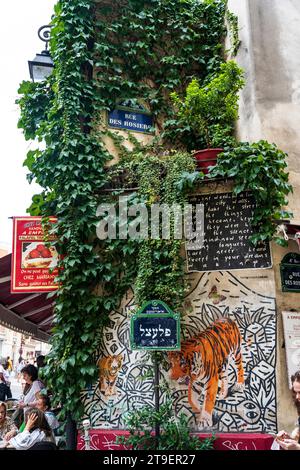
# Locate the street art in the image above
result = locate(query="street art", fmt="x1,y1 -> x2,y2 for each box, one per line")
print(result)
98,354 -> 123,397
81,271 -> 277,433
168,317 -> 244,427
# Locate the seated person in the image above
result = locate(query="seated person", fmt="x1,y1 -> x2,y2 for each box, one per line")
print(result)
0,402 -> 18,441
275,425 -> 300,450
36,394 -> 59,433
275,371 -> 300,450
18,364 -> 45,414
4,408 -> 55,450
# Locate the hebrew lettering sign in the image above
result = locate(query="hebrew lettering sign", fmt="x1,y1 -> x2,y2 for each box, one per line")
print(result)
130,300 -> 180,350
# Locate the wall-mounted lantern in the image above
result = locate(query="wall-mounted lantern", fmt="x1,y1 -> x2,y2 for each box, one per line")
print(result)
28,25 -> 54,82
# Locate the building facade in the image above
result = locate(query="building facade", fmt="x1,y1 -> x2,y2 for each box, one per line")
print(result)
71,0 -> 300,437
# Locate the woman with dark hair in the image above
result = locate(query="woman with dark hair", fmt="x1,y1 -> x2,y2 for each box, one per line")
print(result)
36,355 -> 45,371
4,408 -> 55,450
275,370 -> 300,450
0,402 -> 18,441
17,364 -> 45,416
36,394 -> 59,432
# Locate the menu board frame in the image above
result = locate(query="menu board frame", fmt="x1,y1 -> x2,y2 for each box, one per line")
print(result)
11,216 -> 59,293
186,191 -> 272,272
282,311 -> 300,388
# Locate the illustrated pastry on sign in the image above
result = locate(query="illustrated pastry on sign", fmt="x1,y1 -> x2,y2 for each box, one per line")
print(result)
22,243 -> 57,269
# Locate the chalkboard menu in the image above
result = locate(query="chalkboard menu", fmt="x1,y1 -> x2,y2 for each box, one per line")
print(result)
186,191 -> 272,272
280,253 -> 300,292
130,300 -> 180,351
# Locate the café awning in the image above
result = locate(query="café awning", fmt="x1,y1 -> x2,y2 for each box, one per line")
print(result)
0,254 -> 53,342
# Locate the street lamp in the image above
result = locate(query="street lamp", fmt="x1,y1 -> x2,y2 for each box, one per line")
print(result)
28,25 -> 54,82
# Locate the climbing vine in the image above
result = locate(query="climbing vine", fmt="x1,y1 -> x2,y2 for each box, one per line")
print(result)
17,0 -> 237,422
226,9 -> 240,56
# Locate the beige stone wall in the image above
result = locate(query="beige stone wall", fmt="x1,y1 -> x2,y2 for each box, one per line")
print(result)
92,1 -> 300,431
97,111 -> 154,166
228,0 -> 300,431
88,179 -> 278,433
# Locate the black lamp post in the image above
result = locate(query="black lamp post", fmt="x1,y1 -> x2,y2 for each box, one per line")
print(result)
28,25 -> 54,82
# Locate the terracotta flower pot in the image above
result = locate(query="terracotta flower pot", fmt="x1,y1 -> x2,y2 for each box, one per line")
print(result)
192,148 -> 223,174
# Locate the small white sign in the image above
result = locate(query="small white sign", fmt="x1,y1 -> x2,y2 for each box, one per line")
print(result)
282,311 -> 300,388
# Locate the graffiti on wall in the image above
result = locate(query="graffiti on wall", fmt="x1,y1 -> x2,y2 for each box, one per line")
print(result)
81,271 -> 277,433
98,355 -> 123,397
168,317 -> 245,428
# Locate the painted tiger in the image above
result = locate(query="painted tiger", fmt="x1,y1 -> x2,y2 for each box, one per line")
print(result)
168,318 -> 244,427
98,354 -> 123,397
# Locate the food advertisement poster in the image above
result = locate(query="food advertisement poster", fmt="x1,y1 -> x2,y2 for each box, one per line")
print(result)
11,216 -> 59,293
282,311 -> 300,388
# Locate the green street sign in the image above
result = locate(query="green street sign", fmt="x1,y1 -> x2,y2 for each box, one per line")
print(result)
280,253 -> 300,293
130,300 -> 181,351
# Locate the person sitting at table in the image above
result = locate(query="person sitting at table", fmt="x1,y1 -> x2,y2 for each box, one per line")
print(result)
18,364 -> 45,415
7,408 -> 55,450
0,402 -> 18,441
275,370 -> 300,450
11,364 -> 45,429
36,394 -> 59,433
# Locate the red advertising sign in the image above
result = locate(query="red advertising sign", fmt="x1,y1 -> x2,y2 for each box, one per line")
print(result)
11,216 -> 59,293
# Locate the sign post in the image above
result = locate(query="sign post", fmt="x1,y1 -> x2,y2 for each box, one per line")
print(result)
130,300 -> 180,447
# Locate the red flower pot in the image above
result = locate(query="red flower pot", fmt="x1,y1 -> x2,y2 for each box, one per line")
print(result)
192,148 -> 223,174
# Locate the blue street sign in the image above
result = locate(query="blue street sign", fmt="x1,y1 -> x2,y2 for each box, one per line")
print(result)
107,108 -> 154,133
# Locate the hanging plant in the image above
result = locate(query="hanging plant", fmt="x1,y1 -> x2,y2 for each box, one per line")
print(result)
16,0 -> 234,422
171,60 -> 245,150
209,140 -> 293,245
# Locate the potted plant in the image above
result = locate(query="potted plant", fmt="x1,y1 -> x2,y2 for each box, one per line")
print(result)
171,60 -> 245,173
209,140 -> 293,245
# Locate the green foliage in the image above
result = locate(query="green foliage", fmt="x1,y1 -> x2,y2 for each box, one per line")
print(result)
118,399 -> 215,450
226,10 -> 240,56
108,146 -> 196,309
15,0 -> 238,424
95,0 -> 228,149
171,60 -> 245,149
16,0 -> 291,436
17,80 -> 54,141
16,0 -> 136,421
209,140 -> 293,244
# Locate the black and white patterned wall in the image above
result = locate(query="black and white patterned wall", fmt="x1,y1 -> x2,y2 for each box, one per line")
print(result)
81,270 -> 277,433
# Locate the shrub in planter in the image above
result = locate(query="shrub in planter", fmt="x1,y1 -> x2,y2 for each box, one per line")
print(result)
171,61 -> 245,172
209,140 -> 293,245
117,399 -> 215,450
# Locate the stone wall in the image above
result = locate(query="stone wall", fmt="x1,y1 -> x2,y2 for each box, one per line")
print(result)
228,0 -> 300,431
87,0 -> 300,432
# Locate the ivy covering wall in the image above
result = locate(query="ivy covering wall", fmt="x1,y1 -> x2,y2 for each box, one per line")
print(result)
16,0 -> 271,422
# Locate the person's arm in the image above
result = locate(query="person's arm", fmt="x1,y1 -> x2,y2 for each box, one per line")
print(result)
3,419 -> 18,441
277,438 -> 300,450
22,381 -> 39,408
9,414 -> 44,450
291,426 -> 300,441
276,430 -> 291,440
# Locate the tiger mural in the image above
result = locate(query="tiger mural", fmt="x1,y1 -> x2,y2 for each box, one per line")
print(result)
98,354 -> 123,397
168,318 -> 244,428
